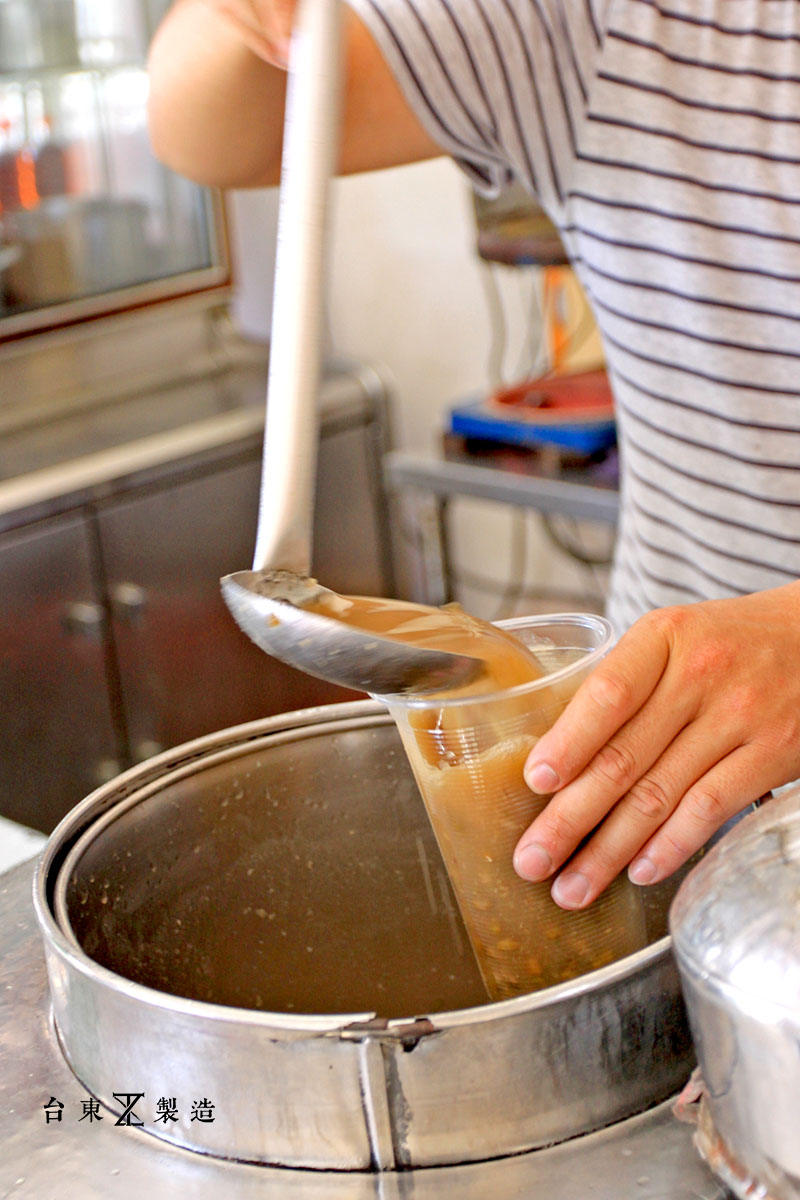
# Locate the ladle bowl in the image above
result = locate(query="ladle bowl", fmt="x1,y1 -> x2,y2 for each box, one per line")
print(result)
221,569 -> 485,694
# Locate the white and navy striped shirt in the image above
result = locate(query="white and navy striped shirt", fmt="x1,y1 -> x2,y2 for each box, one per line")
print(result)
347,0 -> 800,632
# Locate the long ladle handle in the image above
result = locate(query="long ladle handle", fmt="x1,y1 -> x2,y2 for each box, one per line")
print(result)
252,0 -> 343,574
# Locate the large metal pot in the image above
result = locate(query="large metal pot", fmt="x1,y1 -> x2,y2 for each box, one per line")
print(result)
670,786 -> 800,1200
35,701 -> 695,1171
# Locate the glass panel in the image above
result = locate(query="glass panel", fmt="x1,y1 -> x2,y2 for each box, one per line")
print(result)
0,0 -> 226,332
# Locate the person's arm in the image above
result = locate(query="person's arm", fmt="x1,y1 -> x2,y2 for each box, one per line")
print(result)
514,582 -> 800,909
147,0 -> 442,187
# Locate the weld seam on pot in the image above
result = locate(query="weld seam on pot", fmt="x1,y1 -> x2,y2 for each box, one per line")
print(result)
357,1039 -> 396,1170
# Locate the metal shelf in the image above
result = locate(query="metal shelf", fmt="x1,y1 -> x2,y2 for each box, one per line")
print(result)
384,448 -> 620,524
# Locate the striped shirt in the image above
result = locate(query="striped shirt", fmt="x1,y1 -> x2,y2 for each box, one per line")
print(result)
347,0 -> 800,633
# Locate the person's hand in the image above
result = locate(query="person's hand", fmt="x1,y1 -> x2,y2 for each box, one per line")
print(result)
513,583 -> 800,909
201,0 -> 295,68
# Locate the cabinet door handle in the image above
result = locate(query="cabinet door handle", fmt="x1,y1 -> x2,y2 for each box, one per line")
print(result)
134,740 -> 165,763
93,758 -> 121,786
63,601 -> 106,637
112,582 -> 147,620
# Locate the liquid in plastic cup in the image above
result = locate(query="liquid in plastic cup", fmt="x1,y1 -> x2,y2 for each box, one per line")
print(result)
375,613 -> 648,1002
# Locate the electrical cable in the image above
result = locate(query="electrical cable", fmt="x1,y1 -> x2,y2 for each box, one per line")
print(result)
395,507 -> 607,613
513,270 -> 550,382
555,285 -> 600,369
478,262 -> 509,390
488,508 -> 528,620
517,271 -> 599,386
450,565 -> 605,612
541,512 -> 615,568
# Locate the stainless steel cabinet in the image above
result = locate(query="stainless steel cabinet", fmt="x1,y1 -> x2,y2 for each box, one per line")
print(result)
98,437 -> 387,765
0,511 -> 121,830
0,384 -> 394,833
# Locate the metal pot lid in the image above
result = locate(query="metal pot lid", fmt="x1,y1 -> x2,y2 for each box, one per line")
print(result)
669,786 -> 800,1013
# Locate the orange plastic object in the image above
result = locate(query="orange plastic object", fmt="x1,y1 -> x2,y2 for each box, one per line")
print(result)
490,367 -> 614,423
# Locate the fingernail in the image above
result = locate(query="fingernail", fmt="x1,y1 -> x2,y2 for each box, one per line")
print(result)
628,856 -> 657,885
552,871 -> 590,909
525,762 -> 559,793
514,842 -> 552,881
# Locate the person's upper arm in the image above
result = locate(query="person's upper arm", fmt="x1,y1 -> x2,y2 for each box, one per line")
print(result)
147,0 -> 443,188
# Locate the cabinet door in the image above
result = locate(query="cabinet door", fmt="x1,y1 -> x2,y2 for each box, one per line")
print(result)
98,455 -> 363,762
0,514 -> 120,832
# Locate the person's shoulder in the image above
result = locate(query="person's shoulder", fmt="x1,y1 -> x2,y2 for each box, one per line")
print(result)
147,0 -> 441,188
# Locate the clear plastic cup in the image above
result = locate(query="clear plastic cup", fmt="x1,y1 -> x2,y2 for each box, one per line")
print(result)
375,613 -> 648,1002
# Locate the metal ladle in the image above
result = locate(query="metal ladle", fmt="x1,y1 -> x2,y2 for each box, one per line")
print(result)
221,0 -> 482,696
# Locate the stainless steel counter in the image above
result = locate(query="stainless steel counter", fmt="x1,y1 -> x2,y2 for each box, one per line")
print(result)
0,356 -> 386,534
1,859 -> 730,1199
